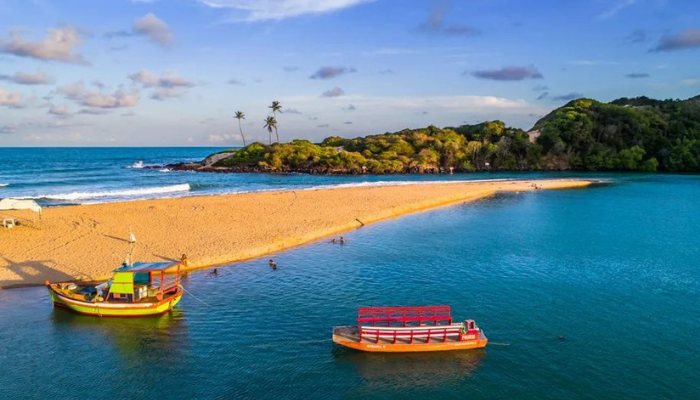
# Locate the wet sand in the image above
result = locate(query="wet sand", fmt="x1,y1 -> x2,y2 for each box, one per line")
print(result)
0,179 -> 593,288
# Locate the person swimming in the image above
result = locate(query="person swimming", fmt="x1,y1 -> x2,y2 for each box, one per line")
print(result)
269,259 -> 277,270
207,268 -> 218,277
339,236 -> 346,244
330,238 -> 336,244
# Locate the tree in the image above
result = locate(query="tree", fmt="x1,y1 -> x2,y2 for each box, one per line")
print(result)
234,111 -> 246,147
269,101 -> 282,143
264,116 -> 277,145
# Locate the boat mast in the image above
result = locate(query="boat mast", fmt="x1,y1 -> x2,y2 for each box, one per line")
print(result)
124,227 -> 137,267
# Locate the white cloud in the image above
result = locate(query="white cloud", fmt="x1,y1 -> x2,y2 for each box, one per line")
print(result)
128,69 -> 195,100
49,104 -> 70,116
59,81 -> 139,109
198,0 -> 375,22
150,87 -> 187,100
59,81 -> 87,100
0,71 -> 53,85
16,71 -> 53,85
133,13 -> 172,44
128,69 -> 160,86
0,26 -> 87,64
129,69 -> 194,88
0,86 -> 23,108
278,93 -> 549,132
82,90 -> 139,108
207,133 -> 237,143
321,86 -> 345,97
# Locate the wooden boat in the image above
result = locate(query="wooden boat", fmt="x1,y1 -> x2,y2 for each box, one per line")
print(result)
46,260 -> 184,317
332,306 -> 488,352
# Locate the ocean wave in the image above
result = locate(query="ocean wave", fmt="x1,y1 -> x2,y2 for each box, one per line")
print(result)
23,184 -> 191,201
0,183 -> 8,187
125,160 -> 160,169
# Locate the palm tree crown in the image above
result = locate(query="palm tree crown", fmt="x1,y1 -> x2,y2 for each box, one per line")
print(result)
269,101 -> 282,116
263,116 -> 277,145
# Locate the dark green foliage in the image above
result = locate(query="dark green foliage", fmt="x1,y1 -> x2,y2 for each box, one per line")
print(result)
211,95 -> 700,173
533,95 -> 700,172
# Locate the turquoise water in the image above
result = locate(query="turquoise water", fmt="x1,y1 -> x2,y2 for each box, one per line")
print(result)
1,174 -> 699,399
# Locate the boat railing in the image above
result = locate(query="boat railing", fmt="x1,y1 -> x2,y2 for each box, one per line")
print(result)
357,305 -> 453,327
359,324 -> 466,344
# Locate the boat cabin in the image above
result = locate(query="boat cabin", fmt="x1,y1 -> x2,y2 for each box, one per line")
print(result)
105,261 -> 182,303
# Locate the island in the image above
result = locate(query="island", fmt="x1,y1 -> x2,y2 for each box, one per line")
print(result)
165,95 -> 700,174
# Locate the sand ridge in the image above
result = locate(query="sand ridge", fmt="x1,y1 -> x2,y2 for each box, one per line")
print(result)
0,179 -> 593,288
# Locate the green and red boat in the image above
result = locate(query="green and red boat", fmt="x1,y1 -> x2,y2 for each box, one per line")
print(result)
46,260 -> 184,317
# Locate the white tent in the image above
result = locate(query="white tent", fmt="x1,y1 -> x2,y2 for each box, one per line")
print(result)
0,198 -> 42,215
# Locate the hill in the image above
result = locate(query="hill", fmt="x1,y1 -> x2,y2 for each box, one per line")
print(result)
172,95 -> 700,174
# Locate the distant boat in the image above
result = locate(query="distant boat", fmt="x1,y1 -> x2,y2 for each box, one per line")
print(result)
332,306 -> 488,352
46,260 -> 184,317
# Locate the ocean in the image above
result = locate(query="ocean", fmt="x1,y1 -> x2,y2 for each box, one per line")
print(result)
1,148 -> 698,399
1,147 -> 606,206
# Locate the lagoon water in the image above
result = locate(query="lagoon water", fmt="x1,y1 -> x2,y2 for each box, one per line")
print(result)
1,149 -> 699,399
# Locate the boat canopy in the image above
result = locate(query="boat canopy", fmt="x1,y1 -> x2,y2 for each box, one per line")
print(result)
0,198 -> 42,214
113,261 -> 181,272
358,306 -> 453,327
109,261 -> 182,300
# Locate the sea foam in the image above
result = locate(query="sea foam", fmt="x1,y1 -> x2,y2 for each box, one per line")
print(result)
24,183 -> 191,201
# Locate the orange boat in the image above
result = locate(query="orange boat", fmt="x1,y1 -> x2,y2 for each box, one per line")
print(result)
332,306 -> 487,353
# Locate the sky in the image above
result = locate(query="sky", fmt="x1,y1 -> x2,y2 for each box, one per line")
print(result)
0,0 -> 699,147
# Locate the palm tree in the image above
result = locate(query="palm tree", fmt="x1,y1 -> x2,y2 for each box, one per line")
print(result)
268,101 -> 282,143
234,111 -> 246,147
263,116 -> 277,145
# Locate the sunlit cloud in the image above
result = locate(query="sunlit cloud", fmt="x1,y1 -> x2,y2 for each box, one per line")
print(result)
0,26 -> 87,64
199,0 -> 375,22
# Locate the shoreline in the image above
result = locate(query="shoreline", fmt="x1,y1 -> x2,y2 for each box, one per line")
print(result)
0,179 -> 596,289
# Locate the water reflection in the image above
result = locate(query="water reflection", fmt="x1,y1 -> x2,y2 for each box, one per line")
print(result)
51,308 -> 189,365
334,348 -> 486,389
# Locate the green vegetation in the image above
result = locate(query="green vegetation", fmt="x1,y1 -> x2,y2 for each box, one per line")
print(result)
212,95 -> 700,174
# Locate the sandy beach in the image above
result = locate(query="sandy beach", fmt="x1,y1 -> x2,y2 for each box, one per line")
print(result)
0,179 -> 592,288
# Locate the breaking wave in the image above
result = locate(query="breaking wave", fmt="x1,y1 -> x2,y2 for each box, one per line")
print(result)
23,184 -> 191,201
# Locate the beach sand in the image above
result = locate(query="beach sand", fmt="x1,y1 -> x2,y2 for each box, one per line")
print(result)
0,179 -> 593,288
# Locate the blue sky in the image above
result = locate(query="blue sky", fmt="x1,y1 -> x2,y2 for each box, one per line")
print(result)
0,0 -> 698,146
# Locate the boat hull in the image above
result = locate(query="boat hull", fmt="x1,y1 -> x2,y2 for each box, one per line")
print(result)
332,326 -> 488,353
48,284 -> 182,317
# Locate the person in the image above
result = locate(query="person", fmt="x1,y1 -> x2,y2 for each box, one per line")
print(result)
207,268 -> 218,277
339,236 -> 346,244
269,259 -> 277,270
331,238 -> 336,244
